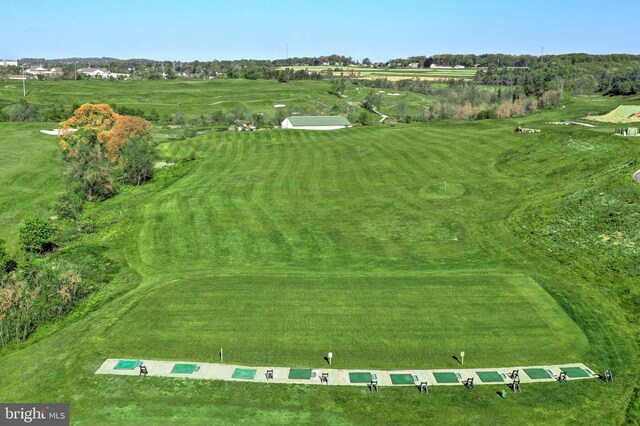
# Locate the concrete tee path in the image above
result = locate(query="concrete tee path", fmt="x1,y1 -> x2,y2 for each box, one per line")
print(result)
96,358 -> 599,387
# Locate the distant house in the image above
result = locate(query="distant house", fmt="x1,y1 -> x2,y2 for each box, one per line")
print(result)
77,67 -> 127,79
77,67 -> 108,78
25,65 -> 62,77
228,120 -> 256,131
429,64 -> 466,69
0,59 -> 18,67
408,62 -> 419,68
281,116 -> 352,131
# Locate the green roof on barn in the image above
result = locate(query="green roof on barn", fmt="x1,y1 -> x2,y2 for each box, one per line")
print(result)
286,116 -> 352,126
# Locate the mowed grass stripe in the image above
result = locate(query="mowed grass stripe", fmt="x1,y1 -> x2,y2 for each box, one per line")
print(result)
104,274 -> 587,368
147,126 -> 530,270
0,123 -> 63,244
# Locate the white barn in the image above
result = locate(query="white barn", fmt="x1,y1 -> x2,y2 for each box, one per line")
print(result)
78,68 -> 127,79
281,116 -> 352,130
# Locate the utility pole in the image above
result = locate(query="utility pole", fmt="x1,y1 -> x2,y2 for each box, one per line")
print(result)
22,65 -> 26,97
541,47 -> 544,65
74,62 -> 77,80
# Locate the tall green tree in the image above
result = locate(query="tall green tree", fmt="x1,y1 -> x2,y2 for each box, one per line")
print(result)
119,137 -> 157,186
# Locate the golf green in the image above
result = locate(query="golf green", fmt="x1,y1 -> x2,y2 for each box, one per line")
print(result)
433,372 -> 460,384
349,372 -> 373,383
288,368 -> 312,380
231,368 -> 256,380
476,371 -> 504,383
113,360 -> 140,370
390,374 -> 415,385
171,364 -> 198,374
562,367 -> 590,378
524,368 -> 553,380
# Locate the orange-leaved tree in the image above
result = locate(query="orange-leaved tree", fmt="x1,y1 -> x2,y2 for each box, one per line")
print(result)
59,103 -> 152,161
98,115 -> 152,161
58,104 -> 154,201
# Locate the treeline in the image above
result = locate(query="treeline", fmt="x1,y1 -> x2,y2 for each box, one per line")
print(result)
475,54 -> 640,95
9,54 -> 640,93
356,78 -> 562,122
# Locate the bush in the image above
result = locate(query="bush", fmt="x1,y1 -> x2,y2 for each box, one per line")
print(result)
119,137 -> 157,185
19,218 -> 55,254
0,259 -> 84,346
477,108 -> 497,120
54,191 -> 85,221
2,99 -> 41,122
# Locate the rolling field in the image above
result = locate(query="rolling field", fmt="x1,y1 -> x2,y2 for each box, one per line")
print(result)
0,93 -> 638,423
0,79 -> 434,121
0,122 -> 62,244
276,65 -> 479,80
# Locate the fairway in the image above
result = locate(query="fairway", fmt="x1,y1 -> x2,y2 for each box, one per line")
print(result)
0,123 -> 62,244
0,105 -> 636,423
0,79 -> 434,121
105,274 -> 586,368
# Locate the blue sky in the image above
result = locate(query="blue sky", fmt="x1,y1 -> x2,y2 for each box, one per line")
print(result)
1,0 -> 638,61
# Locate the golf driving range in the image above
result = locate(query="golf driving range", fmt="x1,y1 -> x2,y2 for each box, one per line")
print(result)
0,92 -> 637,424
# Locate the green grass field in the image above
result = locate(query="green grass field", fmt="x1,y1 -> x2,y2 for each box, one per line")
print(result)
105,274 -> 586,368
0,79 -> 433,122
0,85 -> 637,424
0,122 -> 63,245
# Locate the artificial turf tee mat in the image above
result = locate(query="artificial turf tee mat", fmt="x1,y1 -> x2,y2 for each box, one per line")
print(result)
524,368 -> 553,380
433,372 -> 459,384
232,368 -> 256,379
288,368 -> 312,380
562,367 -> 590,378
171,363 -> 198,374
476,371 -> 504,383
113,360 -> 140,370
390,374 -> 415,385
349,372 -> 373,383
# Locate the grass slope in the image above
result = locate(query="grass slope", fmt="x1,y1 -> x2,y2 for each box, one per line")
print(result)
0,99 -> 637,424
587,104 -> 640,123
0,123 -> 62,245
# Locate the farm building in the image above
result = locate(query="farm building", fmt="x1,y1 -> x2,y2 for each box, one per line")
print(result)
25,65 -> 62,77
77,68 -> 128,79
281,116 -> 352,130
228,120 -> 256,131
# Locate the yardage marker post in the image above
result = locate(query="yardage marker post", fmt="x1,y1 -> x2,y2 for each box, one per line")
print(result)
461,351 -> 465,365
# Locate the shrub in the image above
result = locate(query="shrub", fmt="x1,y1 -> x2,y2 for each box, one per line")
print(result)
19,218 -> 55,254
